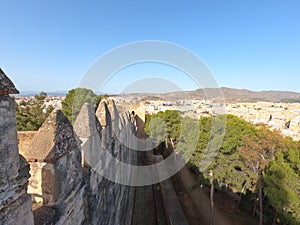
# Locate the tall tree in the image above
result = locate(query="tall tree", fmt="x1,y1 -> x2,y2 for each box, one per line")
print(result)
145,110 -> 181,143
61,88 -> 100,123
264,151 -> 300,225
239,125 -> 282,225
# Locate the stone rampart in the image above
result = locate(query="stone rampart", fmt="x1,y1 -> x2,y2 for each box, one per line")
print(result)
0,70 -> 188,225
14,98 -> 138,224
0,71 -> 34,225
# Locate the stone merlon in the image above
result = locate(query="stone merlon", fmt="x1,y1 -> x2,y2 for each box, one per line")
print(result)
22,110 -> 81,163
74,103 -> 102,138
95,100 -> 112,127
0,68 -> 19,95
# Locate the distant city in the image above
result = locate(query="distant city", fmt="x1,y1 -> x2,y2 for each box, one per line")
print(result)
15,87 -> 300,141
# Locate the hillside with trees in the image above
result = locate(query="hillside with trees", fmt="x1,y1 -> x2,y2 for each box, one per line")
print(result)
145,111 -> 300,225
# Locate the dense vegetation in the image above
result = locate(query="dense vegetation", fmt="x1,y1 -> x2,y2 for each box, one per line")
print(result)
16,92 -> 53,131
61,88 -> 101,123
145,111 -> 300,225
16,88 -> 101,131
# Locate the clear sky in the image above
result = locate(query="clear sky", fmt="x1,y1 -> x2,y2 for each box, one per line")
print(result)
1,0 -> 300,93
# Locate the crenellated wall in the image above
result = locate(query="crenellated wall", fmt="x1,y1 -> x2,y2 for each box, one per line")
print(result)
74,100 -> 137,225
0,70 -> 189,225
16,98 -> 138,225
0,72 -> 34,225
19,110 -> 85,225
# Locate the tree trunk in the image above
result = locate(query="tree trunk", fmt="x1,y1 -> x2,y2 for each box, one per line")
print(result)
259,179 -> 263,225
272,211 -> 277,225
238,182 -> 248,205
252,200 -> 257,217
210,171 -> 214,225
170,138 -> 175,149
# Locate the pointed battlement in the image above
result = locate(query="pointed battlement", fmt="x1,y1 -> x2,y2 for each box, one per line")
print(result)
0,66 -> 192,225
22,110 -> 81,163
74,103 -> 102,138
1,70 -> 146,225
74,103 -> 102,168
19,110 -> 85,224
96,100 -> 112,152
107,99 -> 120,137
0,68 -> 19,95
96,100 -> 111,127
0,72 -> 34,224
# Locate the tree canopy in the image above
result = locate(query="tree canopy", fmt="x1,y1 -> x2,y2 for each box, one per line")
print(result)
146,111 -> 300,224
61,88 -> 100,123
16,92 -> 53,131
145,110 -> 181,142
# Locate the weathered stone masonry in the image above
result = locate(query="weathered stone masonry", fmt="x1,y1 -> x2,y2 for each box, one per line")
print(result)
0,70 -> 189,225
0,70 -> 34,225
0,69 -> 138,225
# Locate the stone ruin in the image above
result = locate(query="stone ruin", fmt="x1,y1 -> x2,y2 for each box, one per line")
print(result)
0,69 -> 34,225
0,69 -> 190,225
0,69 -> 139,225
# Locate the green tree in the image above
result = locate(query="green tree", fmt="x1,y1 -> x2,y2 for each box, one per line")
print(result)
61,88 -> 100,123
177,116 -> 199,161
157,110 -> 181,142
188,114 -> 300,224
191,115 -> 257,192
145,110 -> 181,143
264,151 -> 300,225
148,117 -> 167,142
16,92 -> 53,131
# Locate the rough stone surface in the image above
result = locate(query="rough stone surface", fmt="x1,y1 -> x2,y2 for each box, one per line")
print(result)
18,131 -> 37,156
20,109 -> 84,224
74,103 -> 102,139
0,94 -> 34,225
107,99 -> 120,137
0,194 -> 34,225
28,162 -> 51,204
0,68 -> 19,94
96,101 -> 111,127
5,95 -> 175,225
55,145 -> 82,205
0,96 -> 19,182
96,101 -> 112,153
55,183 -> 86,225
22,110 -> 81,163
75,102 -> 137,225
74,103 -> 102,168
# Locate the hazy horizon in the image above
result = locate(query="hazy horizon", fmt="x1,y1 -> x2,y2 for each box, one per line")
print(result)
17,86 -> 300,97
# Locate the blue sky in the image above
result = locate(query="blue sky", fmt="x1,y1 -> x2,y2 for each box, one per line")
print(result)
1,0 -> 300,93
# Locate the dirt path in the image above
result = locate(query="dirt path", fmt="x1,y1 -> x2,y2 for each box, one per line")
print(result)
172,166 -> 256,225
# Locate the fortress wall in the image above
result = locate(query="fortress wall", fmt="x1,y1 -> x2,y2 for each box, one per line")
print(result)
74,100 -> 137,225
1,71 -> 139,225
0,94 -> 34,225
1,72 -> 204,225
113,113 -> 137,225
3,91 -> 138,224
74,103 -> 104,225
20,110 -> 86,225
15,100 -> 139,225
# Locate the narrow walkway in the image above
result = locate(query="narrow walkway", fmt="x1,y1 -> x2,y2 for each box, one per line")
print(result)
132,185 -> 156,225
132,154 -> 168,225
